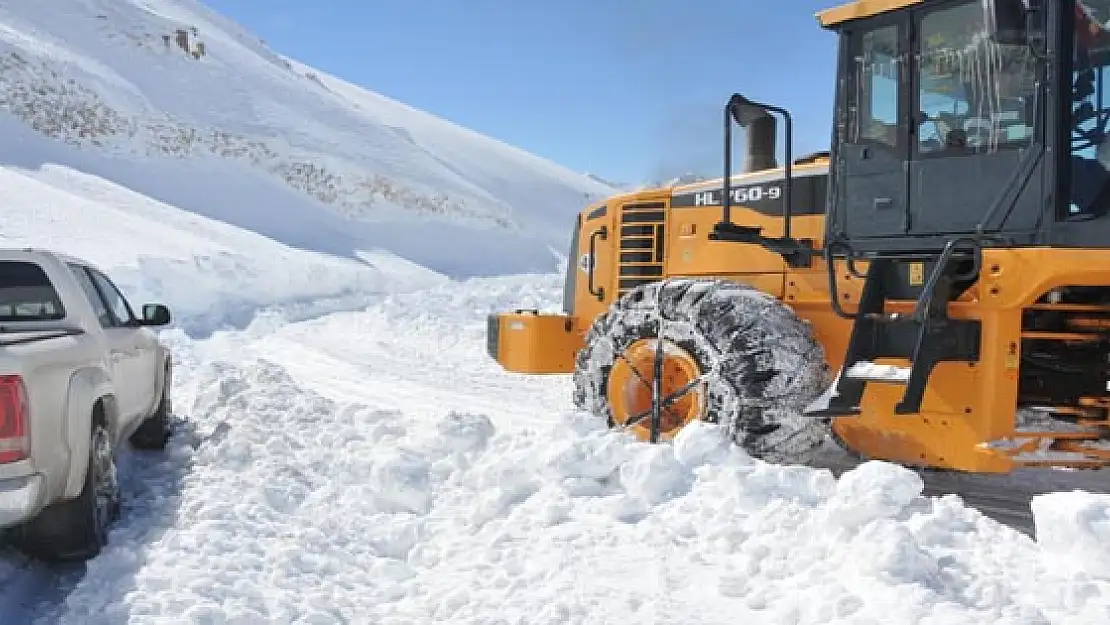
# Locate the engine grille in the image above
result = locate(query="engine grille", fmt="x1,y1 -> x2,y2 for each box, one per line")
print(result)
617,201 -> 666,297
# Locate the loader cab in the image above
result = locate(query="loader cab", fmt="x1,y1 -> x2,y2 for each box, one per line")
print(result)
803,0 -> 1110,427
819,0 -> 1110,254
820,0 -> 1040,254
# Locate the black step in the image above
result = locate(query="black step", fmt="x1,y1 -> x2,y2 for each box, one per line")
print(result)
822,244 -> 982,417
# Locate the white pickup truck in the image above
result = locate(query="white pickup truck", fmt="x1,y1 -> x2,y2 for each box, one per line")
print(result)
0,249 -> 173,562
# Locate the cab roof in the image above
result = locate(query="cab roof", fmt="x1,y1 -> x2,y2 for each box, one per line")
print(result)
816,0 -> 924,28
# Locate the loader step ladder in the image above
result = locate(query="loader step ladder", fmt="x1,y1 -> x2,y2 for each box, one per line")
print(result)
812,239 -> 983,418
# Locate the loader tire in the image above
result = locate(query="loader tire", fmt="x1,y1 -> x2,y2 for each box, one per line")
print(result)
572,278 -> 833,464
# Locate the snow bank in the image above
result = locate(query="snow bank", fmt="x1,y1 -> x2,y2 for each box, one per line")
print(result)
0,163 -> 444,336
36,273 -> 1110,624
44,355 -> 1108,623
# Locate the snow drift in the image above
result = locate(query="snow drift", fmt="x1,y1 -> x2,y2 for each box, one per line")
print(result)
0,162 -> 446,337
35,274 -> 1110,624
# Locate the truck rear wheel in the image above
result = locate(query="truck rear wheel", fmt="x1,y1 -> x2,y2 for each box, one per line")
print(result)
11,419 -> 120,561
572,278 -> 832,464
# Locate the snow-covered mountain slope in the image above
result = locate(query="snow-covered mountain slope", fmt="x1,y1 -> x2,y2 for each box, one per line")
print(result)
0,0 -> 616,277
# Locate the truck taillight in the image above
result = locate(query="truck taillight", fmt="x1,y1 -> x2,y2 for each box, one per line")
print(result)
0,375 -> 28,464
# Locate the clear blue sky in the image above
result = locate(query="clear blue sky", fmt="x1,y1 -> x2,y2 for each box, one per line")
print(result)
206,0 -> 842,185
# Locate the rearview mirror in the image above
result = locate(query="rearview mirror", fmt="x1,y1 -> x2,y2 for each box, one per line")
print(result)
982,0 -> 1028,45
140,303 -> 171,326
727,93 -> 772,128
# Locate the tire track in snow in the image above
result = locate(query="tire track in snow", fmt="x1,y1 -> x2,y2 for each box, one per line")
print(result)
0,417 -> 200,625
0,352 -> 213,625
237,273 -> 574,430
0,550 -> 84,623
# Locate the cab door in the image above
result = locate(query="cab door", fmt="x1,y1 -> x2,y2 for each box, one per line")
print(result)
85,267 -> 160,420
69,264 -> 158,425
835,17 -> 912,239
67,263 -> 137,420
906,0 -> 1043,235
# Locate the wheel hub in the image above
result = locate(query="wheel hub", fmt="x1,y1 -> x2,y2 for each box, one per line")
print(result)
607,337 -> 705,441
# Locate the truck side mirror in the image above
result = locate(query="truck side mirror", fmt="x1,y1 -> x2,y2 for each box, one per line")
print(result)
982,0 -> 1028,45
140,303 -> 172,326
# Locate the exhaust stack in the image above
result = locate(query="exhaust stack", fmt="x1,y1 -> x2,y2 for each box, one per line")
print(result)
744,113 -> 777,173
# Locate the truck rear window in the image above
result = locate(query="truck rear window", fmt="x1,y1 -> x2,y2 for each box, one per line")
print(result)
0,261 -> 65,321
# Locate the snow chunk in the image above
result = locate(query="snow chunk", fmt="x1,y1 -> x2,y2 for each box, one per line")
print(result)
619,445 -> 693,507
369,449 -> 433,515
1033,491 -> 1110,578
433,410 -> 495,455
671,419 -> 742,468
826,460 -> 925,531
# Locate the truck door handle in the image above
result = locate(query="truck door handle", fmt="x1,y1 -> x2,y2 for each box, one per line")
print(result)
587,225 -> 607,301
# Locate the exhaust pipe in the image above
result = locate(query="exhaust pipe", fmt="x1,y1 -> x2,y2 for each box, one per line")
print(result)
744,113 -> 777,173
715,93 -> 811,268
721,100 -> 777,224
720,94 -> 791,236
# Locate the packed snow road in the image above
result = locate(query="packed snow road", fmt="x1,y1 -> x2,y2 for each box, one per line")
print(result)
4,273 -> 1110,623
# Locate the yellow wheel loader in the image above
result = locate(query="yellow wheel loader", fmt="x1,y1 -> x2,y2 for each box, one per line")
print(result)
488,0 -> 1110,474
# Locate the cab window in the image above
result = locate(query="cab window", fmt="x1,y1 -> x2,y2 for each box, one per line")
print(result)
916,0 -> 1037,156
850,24 -> 900,148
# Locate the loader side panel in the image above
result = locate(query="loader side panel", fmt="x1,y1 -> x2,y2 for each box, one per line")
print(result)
665,165 -> 831,299
571,198 -> 620,328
